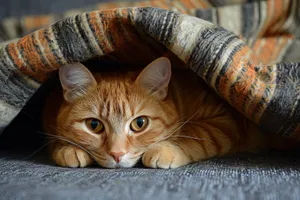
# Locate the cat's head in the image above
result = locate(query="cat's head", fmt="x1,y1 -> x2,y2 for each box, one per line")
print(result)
56,57 -> 180,168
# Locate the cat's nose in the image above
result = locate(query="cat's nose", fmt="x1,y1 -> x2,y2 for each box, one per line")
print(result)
109,152 -> 126,163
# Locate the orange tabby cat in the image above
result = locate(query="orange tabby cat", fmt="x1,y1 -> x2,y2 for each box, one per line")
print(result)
43,57 -> 293,169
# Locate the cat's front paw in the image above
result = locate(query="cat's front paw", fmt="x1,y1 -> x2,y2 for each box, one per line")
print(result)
142,142 -> 191,169
52,145 -> 93,168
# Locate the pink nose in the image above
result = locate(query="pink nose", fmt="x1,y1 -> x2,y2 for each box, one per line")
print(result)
109,152 -> 126,163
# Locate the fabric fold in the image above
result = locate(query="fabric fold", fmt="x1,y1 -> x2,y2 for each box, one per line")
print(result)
0,1 -> 299,139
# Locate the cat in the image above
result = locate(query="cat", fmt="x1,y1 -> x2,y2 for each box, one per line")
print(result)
43,57 -> 296,169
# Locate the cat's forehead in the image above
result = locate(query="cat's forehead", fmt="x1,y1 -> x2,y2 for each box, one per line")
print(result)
93,71 -> 139,96
78,71 -> 160,121
94,71 -> 137,84
90,72 -> 139,116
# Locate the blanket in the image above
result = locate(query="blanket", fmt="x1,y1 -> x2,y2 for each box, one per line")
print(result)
0,0 -> 299,139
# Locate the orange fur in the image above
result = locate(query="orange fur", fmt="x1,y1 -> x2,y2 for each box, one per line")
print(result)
43,58 -> 296,169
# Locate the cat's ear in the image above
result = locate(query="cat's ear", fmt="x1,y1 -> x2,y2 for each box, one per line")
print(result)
135,57 -> 171,99
59,63 -> 97,102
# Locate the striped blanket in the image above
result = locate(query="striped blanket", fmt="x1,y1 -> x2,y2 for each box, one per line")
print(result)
0,0 -> 299,139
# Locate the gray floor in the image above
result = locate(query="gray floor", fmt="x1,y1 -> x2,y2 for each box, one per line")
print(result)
1,150 -> 300,200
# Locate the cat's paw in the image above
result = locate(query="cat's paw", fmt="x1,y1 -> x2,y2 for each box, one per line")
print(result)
52,145 -> 93,168
142,142 -> 191,169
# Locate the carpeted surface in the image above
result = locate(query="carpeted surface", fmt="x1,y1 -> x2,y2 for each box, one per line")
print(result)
1,150 -> 300,200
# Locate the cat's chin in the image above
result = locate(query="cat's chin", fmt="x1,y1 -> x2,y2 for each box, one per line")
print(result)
96,156 -> 139,169
99,161 -> 137,169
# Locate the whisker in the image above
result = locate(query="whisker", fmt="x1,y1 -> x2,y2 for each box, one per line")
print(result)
144,110 -> 201,152
170,135 -> 209,142
169,110 -> 200,135
43,127 -> 109,162
21,111 -> 35,121
36,131 -> 96,160
21,140 -> 54,161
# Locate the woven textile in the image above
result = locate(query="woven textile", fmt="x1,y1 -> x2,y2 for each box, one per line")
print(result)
0,0 -> 299,138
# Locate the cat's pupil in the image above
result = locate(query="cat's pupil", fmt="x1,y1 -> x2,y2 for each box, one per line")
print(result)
136,117 -> 144,128
91,120 -> 99,129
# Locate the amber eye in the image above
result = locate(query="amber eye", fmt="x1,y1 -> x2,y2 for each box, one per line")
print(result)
130,116 -> 149,132
85,118 -> 104,133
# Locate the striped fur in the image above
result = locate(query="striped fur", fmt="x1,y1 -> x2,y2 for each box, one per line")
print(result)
0,1 -> 299,141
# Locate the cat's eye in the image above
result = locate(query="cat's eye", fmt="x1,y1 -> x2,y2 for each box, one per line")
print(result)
130,116 -> 149,132
85,118 -> 104,133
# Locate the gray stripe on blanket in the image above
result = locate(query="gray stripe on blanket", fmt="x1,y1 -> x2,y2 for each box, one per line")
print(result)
260,62 -> 300,136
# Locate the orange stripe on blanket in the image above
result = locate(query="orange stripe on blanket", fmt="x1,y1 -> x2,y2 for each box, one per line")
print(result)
251,39 -> 263,52
180,0 -> 208,9
37,30 -> 60,69
270,0 -> 283,23
100,10 -> 125,50
219,46 -> 267,123
258,37 -> 277,65
16,35 -> 44,75
6,31 -> 59,76
260,0 -> 290,37
266,0 -> 288,35
6,42 -> 26,72
88,11 -> 114,54
115,9 -> 164,63
6,40 -> 50,83
218,47 -> 249,106
177,0 -> 197,9
231,49 -> 258,115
